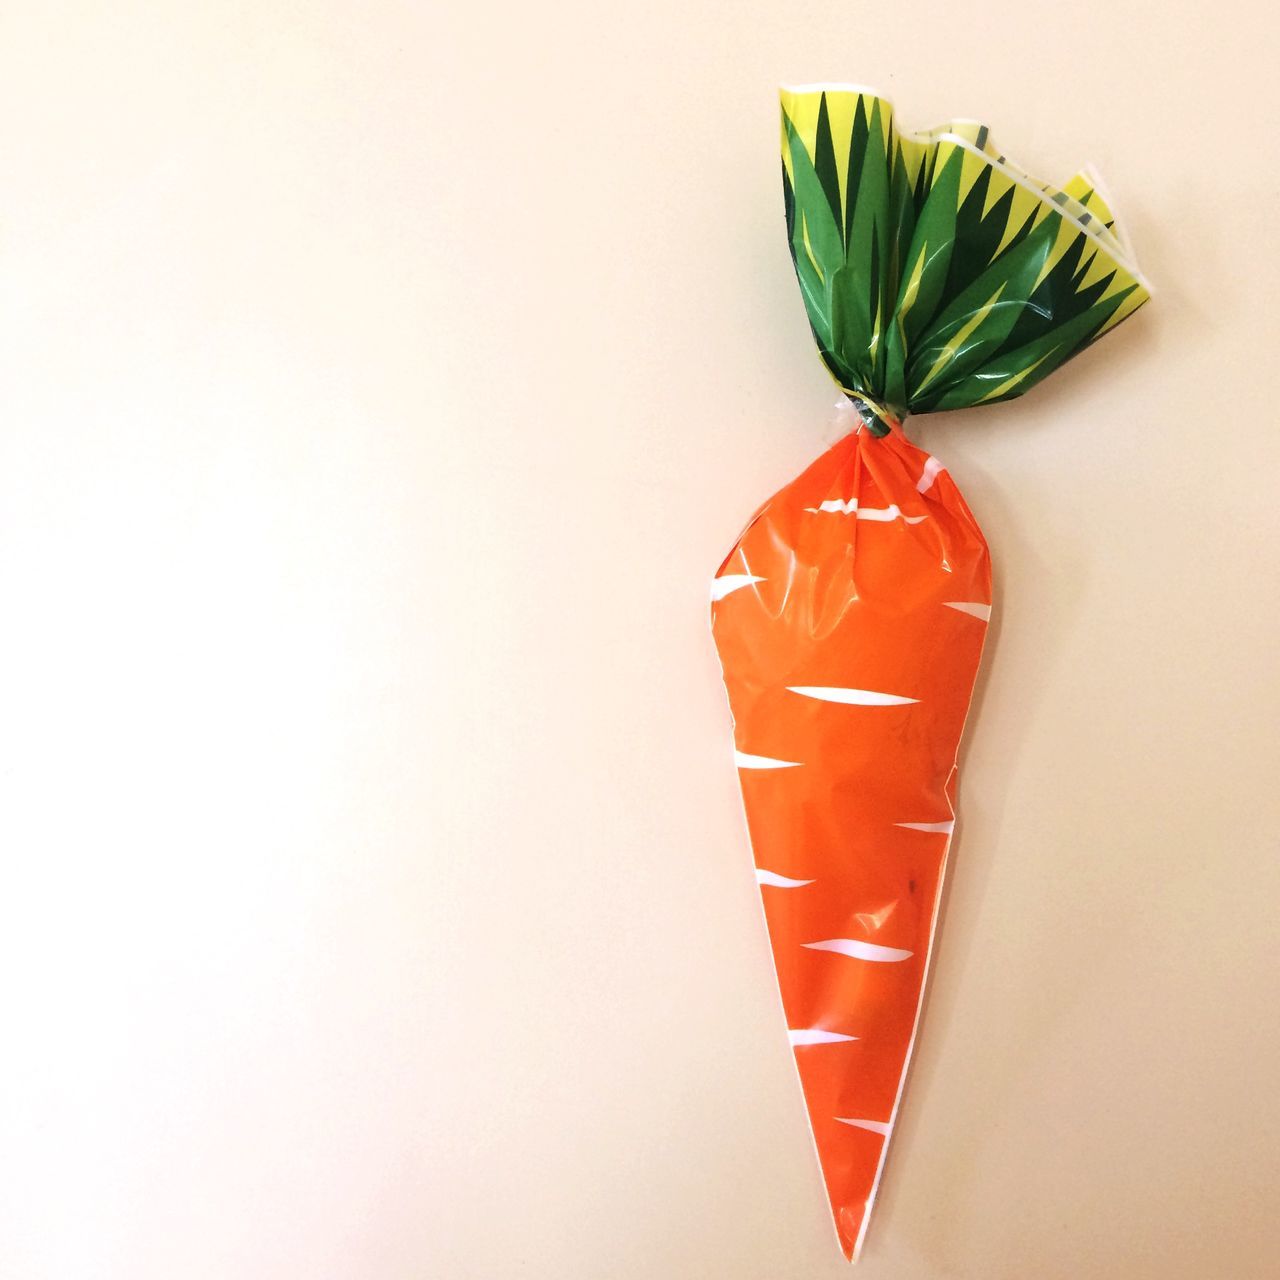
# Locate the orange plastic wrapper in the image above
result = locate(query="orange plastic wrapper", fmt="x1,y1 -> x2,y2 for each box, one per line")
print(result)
710,85 -> 1150,1261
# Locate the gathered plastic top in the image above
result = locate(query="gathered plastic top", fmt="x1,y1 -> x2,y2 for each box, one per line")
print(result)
780,85 -> 1150,435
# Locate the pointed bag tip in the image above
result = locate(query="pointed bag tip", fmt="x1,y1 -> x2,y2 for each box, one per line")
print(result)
835,1204 -> 866,1264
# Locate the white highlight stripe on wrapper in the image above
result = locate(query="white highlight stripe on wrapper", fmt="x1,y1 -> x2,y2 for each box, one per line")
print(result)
895,820 -> 955,835
756,869 -> 814,888
803,939 -> 914,963
805,498 -> 927,523
788,686 -> 918,707
917,456 -> 944,492
943,601 -> 992,621
835,1117 -> 891,1136
711,573 -> 766,601
789,1029 -> 859,1046
734,750 -> 801,770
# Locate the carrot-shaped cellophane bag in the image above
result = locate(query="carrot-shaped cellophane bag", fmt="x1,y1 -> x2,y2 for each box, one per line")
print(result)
710,85 -> 1150,1261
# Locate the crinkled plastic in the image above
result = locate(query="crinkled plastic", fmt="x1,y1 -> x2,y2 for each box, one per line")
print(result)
710,85 -> 1150,1261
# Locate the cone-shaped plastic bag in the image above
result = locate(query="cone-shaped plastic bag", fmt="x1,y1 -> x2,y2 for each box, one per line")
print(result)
710,86 -> 1149,1261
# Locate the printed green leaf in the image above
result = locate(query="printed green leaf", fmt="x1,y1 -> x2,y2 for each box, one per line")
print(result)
778,87 -> 1149,429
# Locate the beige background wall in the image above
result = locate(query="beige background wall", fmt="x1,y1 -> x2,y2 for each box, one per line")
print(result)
2,3 -> 1277,1278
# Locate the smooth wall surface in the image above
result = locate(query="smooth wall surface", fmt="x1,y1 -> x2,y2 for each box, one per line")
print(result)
2,4 -> 1277,1278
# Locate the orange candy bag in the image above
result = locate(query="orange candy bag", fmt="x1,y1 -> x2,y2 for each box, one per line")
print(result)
710,85 -> 1149,1260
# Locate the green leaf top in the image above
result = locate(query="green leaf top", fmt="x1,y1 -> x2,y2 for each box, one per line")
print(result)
780,86 -> 1150,432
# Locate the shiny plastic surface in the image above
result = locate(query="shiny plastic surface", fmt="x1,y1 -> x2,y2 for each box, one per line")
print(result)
779,85 -> 1150,429
712,420 -> 988,1260
711,84 -> 1149,1262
